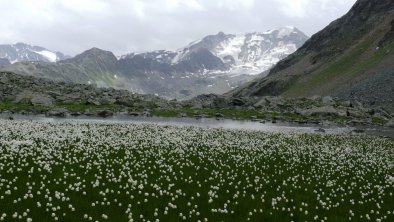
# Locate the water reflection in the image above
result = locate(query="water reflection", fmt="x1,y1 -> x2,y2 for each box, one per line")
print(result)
1,113 -> 393,138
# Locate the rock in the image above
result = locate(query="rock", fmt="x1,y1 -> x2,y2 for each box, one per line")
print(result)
256,96 -> 285,110
128,112 -> 140,116
378,109 -> 392,119
194,114 -> 203,119
346,109 -> 367,118
14,90 -> 33,104
315,128 -> 326,133
342,101 -> 351,107
309,95 -> 321,101
84,110 -> 96,116
116,98 -> 134,106
99,98 -> 116,105
46,108 -> 68,117
142,111 -> 152,117
45,91 -> 62,98
351,100 -> 363,109
348,120 -> 370,125
97,110 -> 114,118
386,118 -> 394,128
231,98 -> 246,106
322,96 -> 335,106
70,112 -> 82,116
305,119 -> 323,124
352,129 -> 365,134
86,99 -> 101,106
215,113 -> 224,118
179,113 -> 187,118
0,75 -> 9,84
31,94 -> 54,106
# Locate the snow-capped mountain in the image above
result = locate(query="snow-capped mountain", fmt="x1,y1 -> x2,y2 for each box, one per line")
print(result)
2,27 -> 308,100
125,27 -> 308,76
0,42 -> 68,63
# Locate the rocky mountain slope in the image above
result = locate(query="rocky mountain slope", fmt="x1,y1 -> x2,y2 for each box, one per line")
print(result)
229,0 -> 394,111
0,71 -> 176,115
0,43 -> 69,63
1,28 -> 308,100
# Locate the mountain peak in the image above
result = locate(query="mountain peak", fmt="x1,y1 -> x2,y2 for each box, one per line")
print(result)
169,27 -> 308,75
0,43 -> 68,63
65,47 -> 118,65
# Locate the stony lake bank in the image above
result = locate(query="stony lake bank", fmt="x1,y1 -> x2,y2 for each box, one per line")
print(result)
1,71 -> 394,129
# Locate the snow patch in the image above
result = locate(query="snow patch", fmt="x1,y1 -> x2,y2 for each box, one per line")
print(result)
213,35 -> 246,66
35,50 -> 58,62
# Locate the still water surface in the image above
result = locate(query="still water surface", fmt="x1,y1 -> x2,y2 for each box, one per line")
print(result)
1,114 -> 393,138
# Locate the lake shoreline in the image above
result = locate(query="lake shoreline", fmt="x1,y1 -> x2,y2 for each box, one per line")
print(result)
1,113 -> 393,139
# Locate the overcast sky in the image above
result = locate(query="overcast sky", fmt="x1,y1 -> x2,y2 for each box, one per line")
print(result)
0,0 -> 357,56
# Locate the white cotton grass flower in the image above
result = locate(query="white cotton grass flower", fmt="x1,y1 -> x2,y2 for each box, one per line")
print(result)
0,120 -> 392,221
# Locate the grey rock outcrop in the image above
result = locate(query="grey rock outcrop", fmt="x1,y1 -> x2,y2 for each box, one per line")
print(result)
31,94 -> 54,106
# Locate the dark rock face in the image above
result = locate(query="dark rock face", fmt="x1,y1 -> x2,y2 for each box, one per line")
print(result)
175,49 -> 228,72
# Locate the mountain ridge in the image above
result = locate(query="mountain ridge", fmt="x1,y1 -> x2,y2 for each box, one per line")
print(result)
228,0 -> 394,111
0,42 -> 69,63
1,27 -> 308,100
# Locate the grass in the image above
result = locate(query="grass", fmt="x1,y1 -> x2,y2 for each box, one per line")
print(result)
0,100 -> 357,126
0,101 -> 49,113
56,102 -> 123,113
284,36 -> 394,97
0,120 -> 393,221
372,117 -> 389,125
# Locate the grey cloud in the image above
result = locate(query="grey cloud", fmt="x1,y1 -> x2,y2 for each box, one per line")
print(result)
0,0 -> 357,56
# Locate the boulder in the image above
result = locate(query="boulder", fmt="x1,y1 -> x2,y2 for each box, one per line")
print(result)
142,111 -> 152,117
14,90 -> 33,104
46,108 -> 69,117
351,100 -> 363,109
315,128 -> 326,133
231,98 -> 246,106
99,98 -> 116,105
322,96 -> 335,106
86,99 -> 101,106
31,94 -> 54,106
178,113 -> 187,118
97,110 -> 114,118
385,118 -> 394,127
116,98 -> 134,107
215,113 -> 224,118
0,75 -> 9,84
129,112 -> 140,116
346,109 -> 367,118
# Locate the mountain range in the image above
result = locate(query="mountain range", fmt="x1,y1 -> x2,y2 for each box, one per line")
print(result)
0,27 -> 308,100
0,42 -> 69,63
229,0 -> 394,111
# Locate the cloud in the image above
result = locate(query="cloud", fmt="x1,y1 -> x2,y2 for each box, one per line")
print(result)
0,0 -> 357,56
